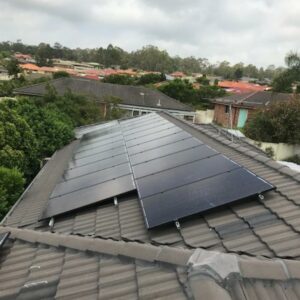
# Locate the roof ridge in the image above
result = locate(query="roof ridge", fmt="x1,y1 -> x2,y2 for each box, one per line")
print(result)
0,226 -> 192,266
162,113 -> 300,183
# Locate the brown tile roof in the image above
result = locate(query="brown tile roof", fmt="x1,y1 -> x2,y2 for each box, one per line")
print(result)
1,112 -> 300,299
13,77 -> 193,112
214,91 -> 294,108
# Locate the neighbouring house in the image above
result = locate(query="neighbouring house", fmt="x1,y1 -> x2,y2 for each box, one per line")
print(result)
218,80 -> 269,94
213,91 -> 294,128
13,77 -> 195,118
1,112 -> 300,299
14,53 -> 36,64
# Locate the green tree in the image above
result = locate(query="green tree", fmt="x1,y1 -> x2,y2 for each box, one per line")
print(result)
5,58 -> 21,78
196,74 -> 210,85
102,74 -> 136,85
272,52 -> 300,92
15,98 -> 74,157
0,100 -> 39,179
104,96 -> 125,120
244,98 -> 300,143
233,68 -> 243,80
53,71 -> 70,79
137,73 -> 166,85
0,167 -> 25,219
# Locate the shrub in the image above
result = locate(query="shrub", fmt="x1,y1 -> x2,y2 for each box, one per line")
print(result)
0,167 -> 25,219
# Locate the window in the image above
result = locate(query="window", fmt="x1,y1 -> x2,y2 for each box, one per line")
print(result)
225,105 -> 229,113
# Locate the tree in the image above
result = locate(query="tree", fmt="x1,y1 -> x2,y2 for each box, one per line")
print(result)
0,100 -> 39,180
102,74 -> 135,85
53,71 -> 70,79
15,98 -> 74,157
244,98 -> 300,144
272,52 -> 300,92
5,58 -> 21,78
233,68 -> 243,80
196,74 -> 210,85
104,96 -> 125,120
137,73 -> 166,85
35,43 -> 53,66
0,167 -> 25,219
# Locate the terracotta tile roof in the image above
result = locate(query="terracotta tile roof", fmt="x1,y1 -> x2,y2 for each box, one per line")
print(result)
218,80 -> 269,93
1,112 -> 300,299
19,63 -> 40,72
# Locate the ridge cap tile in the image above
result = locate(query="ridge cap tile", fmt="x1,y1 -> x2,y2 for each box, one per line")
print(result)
239,259 -> 288,280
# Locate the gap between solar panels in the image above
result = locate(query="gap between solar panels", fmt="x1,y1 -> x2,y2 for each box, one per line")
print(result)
120,113 -> 275,229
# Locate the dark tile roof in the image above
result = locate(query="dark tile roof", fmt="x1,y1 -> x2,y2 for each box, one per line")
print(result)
14,77 -> 193,112
1,112 -> 300,299
214,91 -> 294,108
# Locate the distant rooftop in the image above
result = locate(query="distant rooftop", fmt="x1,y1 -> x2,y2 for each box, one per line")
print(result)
214,90 -> 294,108
14,77 -> 193,112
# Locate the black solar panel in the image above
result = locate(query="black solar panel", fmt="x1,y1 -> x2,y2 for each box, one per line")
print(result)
41,112 -> 274,227
0,232 -> 10,249
42,174 -> 135,219
141,168 -> 274,228
120,113 -> 274,229
41,123 -> 136,220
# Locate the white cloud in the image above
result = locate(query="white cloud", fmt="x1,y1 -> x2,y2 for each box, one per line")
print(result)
0,0 -> 299,67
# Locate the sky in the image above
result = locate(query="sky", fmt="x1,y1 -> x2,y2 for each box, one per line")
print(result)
1,0 -> 300,67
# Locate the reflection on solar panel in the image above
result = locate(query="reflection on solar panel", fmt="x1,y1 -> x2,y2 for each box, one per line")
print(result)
121,114 -> 274,229
0,232 -> 10,249
41,122 -> 136,220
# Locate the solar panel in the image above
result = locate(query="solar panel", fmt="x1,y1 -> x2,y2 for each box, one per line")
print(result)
0,232 -> 10,249
68,146 -> 126,168
41,123 -> 136,220
120,114 -> 274,229
41,112 -> 274,227
129,136 -> 199,163
62,153 -> 128,180
136,155 -> 240,199
141,168 -> 274,228
132,145 -> 218,178
42,174 -> 135,219
51,163 -> 131,198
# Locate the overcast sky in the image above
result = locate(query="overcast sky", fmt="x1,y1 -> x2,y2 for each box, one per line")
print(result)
1,0 -> 299,67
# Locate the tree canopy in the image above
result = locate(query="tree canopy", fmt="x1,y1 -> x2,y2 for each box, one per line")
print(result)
0,41 -> 284,79
244,98 -> 300,144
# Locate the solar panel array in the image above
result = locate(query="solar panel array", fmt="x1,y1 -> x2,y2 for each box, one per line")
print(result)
41,112 -> 274,228
41,123 -> 136,219
121,114 -> 274,229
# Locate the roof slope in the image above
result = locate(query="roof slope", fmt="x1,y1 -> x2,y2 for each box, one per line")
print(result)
215,91 -> 293,107
14,77 -> 193,112
1,112 -> 300,299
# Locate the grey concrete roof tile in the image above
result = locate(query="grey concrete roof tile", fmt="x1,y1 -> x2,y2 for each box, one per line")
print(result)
283,260 -> 300,279
156,246 -> 192,266
180,218 -> 220,248
239,259 -> 288,280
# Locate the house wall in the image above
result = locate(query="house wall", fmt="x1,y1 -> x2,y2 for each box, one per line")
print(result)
213,104 -> 240,128
248,139 -> 300,160
214,103 -> 257,128
194,109 -> 215,124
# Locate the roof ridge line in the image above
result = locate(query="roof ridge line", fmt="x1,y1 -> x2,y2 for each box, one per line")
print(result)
0,226 -> 192,267
161,112 -> 300,183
